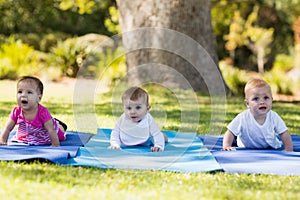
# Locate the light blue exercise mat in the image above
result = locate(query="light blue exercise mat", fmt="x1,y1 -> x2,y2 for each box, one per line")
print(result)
65,128 -> 223,173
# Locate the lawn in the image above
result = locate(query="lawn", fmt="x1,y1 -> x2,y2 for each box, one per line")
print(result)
0,79 -> 299,200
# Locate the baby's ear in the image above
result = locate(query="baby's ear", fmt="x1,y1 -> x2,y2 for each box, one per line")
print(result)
244,99 -> 249,107
38,95 -> 42,102
147,105 -> 151,111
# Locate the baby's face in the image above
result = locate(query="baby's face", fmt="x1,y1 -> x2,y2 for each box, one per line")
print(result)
17,80 -> 41,111
123,98 -> 149,123
245,86 -> 272,117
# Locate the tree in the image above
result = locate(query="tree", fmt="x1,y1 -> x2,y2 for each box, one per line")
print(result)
266,0 -> 300,79
116,0 -> 229,94
0,0 -> 112,36
224,5 -> 274,74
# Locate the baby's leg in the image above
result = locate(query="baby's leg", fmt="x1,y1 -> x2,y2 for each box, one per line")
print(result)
54,118 -> 67,141
163,133 -> 168,143
54,118 -> 67,131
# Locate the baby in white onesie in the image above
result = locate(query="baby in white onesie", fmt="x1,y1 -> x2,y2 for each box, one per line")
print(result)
222,79 -> 293,151
109,87 -> 168,152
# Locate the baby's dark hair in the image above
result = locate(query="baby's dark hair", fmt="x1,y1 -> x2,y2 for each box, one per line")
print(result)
17,76 -> 44,95
122,87 -> 149,105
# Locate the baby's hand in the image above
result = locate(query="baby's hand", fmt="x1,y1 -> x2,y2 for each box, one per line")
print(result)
151,146 -> 163,152
283,148 -> 293,152
108,145 -> 121,150
222,146 -> 236,151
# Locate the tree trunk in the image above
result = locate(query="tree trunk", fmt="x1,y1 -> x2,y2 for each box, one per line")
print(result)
116,0 -> 229,94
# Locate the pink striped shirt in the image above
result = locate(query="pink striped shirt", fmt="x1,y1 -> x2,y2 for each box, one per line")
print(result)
10,104 -> 59,145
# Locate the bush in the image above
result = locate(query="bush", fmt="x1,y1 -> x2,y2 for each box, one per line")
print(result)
0,36 -> 44,79
220,57 -> 296,96
96,47 -> 126,86
12,32 -> 70,52
219,60 -> 251,95
48,34 -> 122,82
272,54 -> 294,72
264,54 -> 295,95
264,69 -> 294,95
14,33 -> 41,50
40,33 -> 70,52
49,38 -> 86,78
77,46 -> 126,87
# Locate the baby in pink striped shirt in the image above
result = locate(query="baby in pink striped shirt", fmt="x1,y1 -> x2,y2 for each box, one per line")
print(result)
0,76 -> 67,146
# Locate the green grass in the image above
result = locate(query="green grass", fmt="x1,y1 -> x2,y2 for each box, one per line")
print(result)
0,80 -> 300,200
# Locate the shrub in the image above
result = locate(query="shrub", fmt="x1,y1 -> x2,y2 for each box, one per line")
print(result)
14,33 -> 41,50
0,36 -> 44,79
96,47 -> 126,86
264,54 -> 295,95
40,33 -> 70,52
219,60 -> 251,95
264,68 -> 294,95
12,32 -> 70,52
272,54 -> 294,72
50,38 -> 86,78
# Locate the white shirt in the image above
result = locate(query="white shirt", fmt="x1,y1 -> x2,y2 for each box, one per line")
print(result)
227,109 -> 287,149
110,113 -> 165,150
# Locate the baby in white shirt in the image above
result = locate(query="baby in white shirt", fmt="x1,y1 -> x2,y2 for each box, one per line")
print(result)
222,79 -> 293,151
109,87 -> 168,152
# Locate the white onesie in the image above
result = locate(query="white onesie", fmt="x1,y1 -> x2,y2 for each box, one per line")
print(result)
110,113 -> 165,150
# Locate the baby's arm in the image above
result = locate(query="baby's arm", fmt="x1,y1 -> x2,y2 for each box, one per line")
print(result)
0,118 -> 16,145
44,119 -> 60,146
280,130 -> 293,151
109,129 -> 121,149
222,129 -> 236,151
149,116 -> 165,152
108,120 -> 122,149
151,132 -> 165,152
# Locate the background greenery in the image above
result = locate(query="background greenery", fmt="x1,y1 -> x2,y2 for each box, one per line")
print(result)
1,0 -> 300,96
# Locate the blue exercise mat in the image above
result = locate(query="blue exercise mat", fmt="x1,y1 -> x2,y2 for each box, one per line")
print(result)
65,128 -> 222,173
0,130 -> 92,164
199,134 -> 300,176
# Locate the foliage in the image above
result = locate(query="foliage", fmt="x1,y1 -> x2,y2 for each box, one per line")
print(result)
49,38 -> 86,78
212,0 -> 296,71
224,5 -> 274,73
0,0 -> 300,94
0,0 -> 113,36
39,33 -> 70,52
0,36 -> 44,79
212,0 -> 256,61
57,0 -> 96,14
263,53 -> 295,95
220,55 -> 298,96
273,54 -> 294,72
96,47 -> 126,86
219,60 -> 251,95
11,32 -> 70,52
104,6 -> 121,34
264,69 -> 294,95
